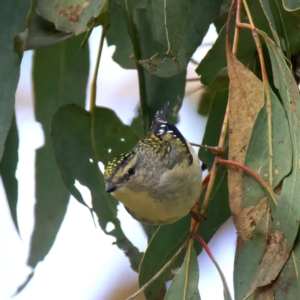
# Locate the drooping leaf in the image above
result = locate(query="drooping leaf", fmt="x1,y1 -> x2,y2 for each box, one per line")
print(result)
139,166 -> 230,300
131,0 -> 222,78
51,104 -> 143,271
0,113 -> 19,233
165,241 -> 200,300
36,0 -> 106,35
27,34 -> 89,271
0,0 -> 29,162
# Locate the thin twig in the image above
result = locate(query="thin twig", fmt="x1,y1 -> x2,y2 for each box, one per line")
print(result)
125,237 -> 190,300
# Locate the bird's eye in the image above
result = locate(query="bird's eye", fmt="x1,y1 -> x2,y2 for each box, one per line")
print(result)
127,168 -> 135,176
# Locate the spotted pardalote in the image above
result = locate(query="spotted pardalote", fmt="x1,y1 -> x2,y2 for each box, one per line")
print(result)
104,103 -> 202,225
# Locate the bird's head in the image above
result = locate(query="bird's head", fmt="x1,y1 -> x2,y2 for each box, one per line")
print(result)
104,150 -> 139,193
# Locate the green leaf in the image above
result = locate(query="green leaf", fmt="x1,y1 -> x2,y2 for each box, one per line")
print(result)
139,166 -> 230,300
36,0 -> 106,35
27,34 -> 89,271
233,88 -> 292,299
199,90 -> 228,170
132,0 -> 222,77
0,0 -> 29,162
0,113 -> 19,233
51,104 -> 143,271
105,0 -> 136,69
165,242 -> 200,300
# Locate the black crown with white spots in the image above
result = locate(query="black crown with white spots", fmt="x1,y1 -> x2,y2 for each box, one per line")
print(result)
150,102 -> 193,165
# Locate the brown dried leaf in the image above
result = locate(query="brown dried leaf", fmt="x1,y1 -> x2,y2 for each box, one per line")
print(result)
227,53 -> 264,219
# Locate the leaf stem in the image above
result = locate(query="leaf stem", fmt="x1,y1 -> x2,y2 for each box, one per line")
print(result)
125,237 -> 190,300
192,232 -> 232,300
216,158 -> 277,206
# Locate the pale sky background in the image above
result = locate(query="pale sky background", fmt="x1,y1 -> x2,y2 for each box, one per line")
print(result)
0,25 -> 236,300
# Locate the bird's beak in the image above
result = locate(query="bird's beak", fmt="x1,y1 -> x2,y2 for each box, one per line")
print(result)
105,182 -> 117,193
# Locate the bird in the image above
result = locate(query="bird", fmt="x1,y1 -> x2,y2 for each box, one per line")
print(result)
104,102 -> 202,225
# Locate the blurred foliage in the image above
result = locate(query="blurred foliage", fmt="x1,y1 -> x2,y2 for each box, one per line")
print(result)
2,0 -> 300,299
